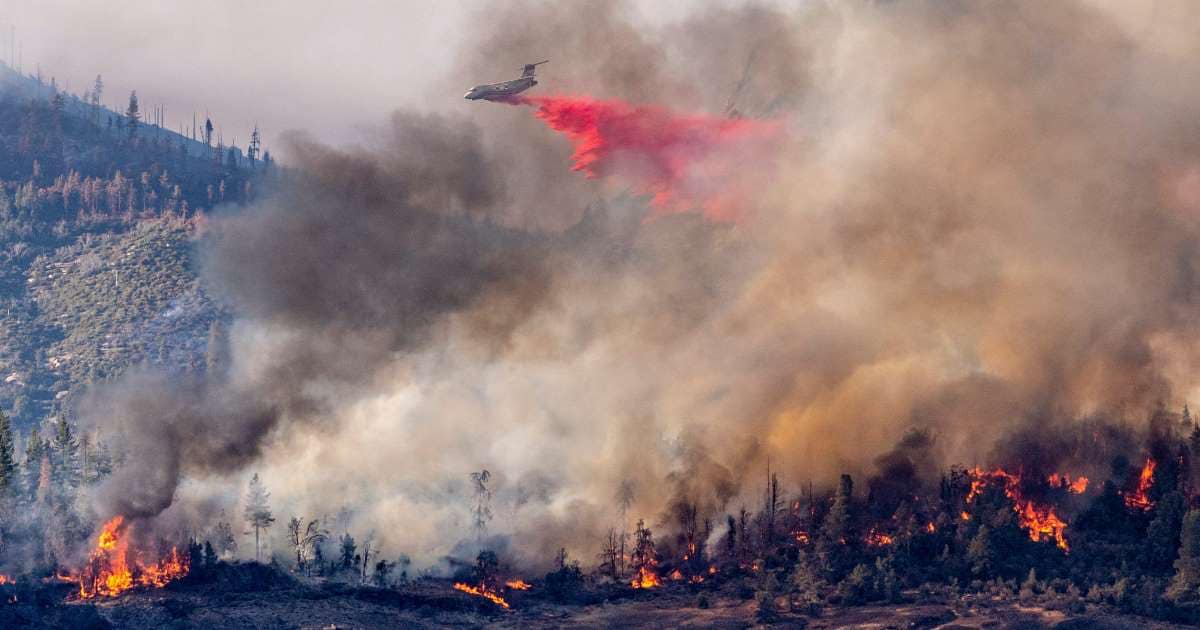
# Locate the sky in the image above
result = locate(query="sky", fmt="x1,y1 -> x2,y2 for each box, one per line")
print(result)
3,0 -> 750,159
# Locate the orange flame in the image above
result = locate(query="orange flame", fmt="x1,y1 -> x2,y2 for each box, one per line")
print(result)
504,579 -> 531,590
631,566 -> 662,589
1048,473 -> 1089,494
453,582 -> 510,609
926,522 -> 937,533
0,575 -> 11,585
966,467 -> 1072,551
75,516 -> 189,599
1124,459 -> 1156,510
865,528 -> 894,546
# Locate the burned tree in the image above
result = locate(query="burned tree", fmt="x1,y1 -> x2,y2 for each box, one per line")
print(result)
598,528 -> 621,579
470,469 -> 493,541
286,516 -> 329,575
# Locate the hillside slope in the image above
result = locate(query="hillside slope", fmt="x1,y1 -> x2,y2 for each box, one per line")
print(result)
0,61 -> 265,429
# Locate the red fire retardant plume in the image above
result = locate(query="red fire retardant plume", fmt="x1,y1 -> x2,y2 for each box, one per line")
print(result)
508,95 -> 781,222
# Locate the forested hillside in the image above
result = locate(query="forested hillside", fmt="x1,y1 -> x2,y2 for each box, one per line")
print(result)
0,59 -> 269,429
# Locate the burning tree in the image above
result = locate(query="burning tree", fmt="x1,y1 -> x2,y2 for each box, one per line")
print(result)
242,473 -> 275,562
629,519 -> 660,588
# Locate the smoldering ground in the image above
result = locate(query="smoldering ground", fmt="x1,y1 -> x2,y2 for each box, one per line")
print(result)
77,0 -> 1200,571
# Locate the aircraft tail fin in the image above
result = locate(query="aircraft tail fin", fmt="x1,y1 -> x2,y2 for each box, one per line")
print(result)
522,60 -> 549,78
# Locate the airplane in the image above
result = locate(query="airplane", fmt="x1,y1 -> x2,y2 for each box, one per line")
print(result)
464,61 -> 548,101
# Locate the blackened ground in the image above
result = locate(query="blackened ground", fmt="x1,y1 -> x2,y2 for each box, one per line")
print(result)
1,563 -> 1193,629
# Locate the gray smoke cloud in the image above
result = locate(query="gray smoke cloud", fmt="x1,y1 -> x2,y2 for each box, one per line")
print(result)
79,0 -> 1200,570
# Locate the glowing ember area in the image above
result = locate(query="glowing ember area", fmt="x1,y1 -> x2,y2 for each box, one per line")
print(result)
0,575 -> 11,585
926,522 -> 937,533
668,569 -> 684,581
507,95 -> 780,222
75,516 -> 189,599
794,531 -> 811,544
453,582 -> 510,609
865,528 -> 894,546
631,566 -> 663,589
965,468 -> 1072,552
1124,459 -> 1156,510
1048,473 -> 1089,494
504,579 -> 531,590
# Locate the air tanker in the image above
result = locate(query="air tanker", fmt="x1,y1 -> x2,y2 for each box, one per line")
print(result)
464,61 -> 548,101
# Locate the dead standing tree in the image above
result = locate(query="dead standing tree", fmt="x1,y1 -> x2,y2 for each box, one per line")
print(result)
286,517 -> 329,575
470,469 -> 493,543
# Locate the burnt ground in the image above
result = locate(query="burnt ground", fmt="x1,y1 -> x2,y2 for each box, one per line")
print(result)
1,564 -> 1192,629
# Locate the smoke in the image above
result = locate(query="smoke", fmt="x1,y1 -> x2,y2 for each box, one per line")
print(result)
76,0 -> 1200,571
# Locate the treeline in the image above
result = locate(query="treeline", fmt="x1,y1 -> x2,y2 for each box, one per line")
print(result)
0,408 -> 117,573
580,410 -> 1200,623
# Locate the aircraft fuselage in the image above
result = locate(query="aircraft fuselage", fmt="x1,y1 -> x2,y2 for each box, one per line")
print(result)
464,77 -> 537,101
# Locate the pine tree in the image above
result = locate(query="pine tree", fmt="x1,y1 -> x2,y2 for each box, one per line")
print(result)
214,514 -> 237,557
629,519 -> 658,581
24,426 -> 45,501
125,91 -> 140,141
243,473 -> 275,562
91,75 -> 104,125
248,124 -> 261,166
0,409 -> 15,494
1168,509 -> 1200,601
203,541 -> 218,566
51,416 -> 80,493
340,533 -> 357,570
819,474 -> 854,576
789,548 -> 824,615
966,525 -> 994,576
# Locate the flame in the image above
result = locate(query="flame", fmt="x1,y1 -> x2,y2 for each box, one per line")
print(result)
960,511 -> 971,521
1048,473 -> 1089,494
926,522 -> 937,533
75,516 -> 189,599
1124,459 -> 1156,510
504,579 -> 531,590
1017,501 -> 1069,550
794,530 -> 811,544
865,528 -> 894,546
0,575 -> 10,585
453,582 -> 510,609
631,566 -> 662,589
965,467 -> 1071,551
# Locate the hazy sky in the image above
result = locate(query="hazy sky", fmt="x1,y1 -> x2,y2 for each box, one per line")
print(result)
4,0 -> 744,159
